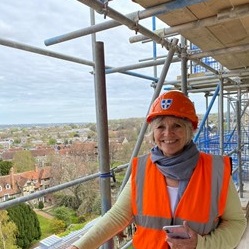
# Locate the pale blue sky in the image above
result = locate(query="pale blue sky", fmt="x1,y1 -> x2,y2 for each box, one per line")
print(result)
0,0 -> 210,125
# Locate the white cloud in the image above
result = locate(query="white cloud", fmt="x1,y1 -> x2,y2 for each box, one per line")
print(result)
0,0 -> 212,125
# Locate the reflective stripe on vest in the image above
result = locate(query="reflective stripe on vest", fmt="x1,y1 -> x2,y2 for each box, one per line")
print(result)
131,152 -> 231,248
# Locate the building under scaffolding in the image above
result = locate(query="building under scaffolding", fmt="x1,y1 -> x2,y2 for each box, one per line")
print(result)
1,0 -> 249,248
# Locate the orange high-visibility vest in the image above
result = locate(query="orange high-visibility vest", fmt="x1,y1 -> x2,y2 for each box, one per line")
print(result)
131,152 -> 231,249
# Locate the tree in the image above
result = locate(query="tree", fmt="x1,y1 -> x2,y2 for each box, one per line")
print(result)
0,160 -> 13,175
53,206 -> 72,226
50,219 -> 66,234
12,150 -> 35,173
7,203 -> 41,249
49,144 -> 99,214
48,138 -> 57,145
13,138 -> 21,144
38,201 -> 44,210
0,210 -> 20,249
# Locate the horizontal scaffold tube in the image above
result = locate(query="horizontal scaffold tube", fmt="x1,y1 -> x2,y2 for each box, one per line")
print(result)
45,0 -> 208,46
0,164 -> 128,209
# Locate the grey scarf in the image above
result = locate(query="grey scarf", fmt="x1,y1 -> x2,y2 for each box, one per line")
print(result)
151,140 -> 200,208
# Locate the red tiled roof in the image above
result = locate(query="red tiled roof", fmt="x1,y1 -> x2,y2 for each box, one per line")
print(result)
0,166 -> 51,198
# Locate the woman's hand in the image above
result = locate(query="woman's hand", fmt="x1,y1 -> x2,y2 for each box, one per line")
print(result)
65,246 -> 79,249
166,221 -> 198,249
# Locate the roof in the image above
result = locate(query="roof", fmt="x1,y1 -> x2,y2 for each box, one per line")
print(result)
38,234 -> 62,248
35,217 -> 100,249
0,167 -> 51,198
133,0 -> 249,89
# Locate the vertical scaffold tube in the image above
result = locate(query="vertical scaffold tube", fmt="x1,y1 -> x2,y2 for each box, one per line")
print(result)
94,41 -> 114,249
120,38 -> 179,192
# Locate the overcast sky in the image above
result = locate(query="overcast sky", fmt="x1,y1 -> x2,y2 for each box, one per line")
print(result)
0,0 -> 210,125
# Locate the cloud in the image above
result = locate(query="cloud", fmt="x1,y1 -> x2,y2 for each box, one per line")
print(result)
0,0 -> 211,125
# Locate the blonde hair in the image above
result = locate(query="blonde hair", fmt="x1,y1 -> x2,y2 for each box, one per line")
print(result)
149,116 -> 194,145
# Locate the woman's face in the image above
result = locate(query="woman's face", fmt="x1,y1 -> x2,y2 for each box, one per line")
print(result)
153,116 -> 190,157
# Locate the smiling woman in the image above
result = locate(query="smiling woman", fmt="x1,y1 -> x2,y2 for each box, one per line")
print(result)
147,90 -> 197,157
64,90 -> 247,249
151,116 -> 193,157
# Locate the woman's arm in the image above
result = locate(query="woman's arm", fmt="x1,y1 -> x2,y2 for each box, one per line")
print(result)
69,179 -> 133,249
197,179 -> 247,249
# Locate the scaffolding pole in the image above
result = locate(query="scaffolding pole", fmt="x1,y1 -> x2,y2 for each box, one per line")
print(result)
105,57 -> 180,74
194,84 -> 220,142
219,78 -> 224,155
94,41 -> 114,249
0,164 -> 128,210
120,38 -> 179,191
129,3 -> 249,43
237,88 -> 243,198
181,43 -> 188,95
190,43 -> 249,60
45,0 -> 207,46
0,38 -> 95,66
77,0 -> 180,54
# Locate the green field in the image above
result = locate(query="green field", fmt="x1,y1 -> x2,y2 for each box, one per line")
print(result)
37,214 -> 54,239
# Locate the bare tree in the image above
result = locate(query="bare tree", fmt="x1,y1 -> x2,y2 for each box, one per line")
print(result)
49,143 -> 99,214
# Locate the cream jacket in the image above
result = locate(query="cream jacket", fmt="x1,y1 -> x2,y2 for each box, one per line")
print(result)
73,178 -> 247,249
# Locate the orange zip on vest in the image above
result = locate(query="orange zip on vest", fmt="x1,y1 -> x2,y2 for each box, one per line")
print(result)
131,152 -> 231,249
